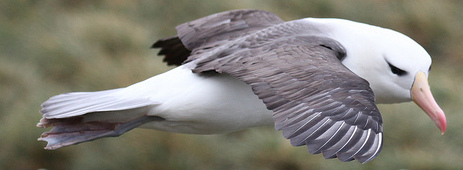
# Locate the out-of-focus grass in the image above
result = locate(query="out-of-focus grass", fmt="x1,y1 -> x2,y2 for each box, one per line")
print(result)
1,0 -> 462,169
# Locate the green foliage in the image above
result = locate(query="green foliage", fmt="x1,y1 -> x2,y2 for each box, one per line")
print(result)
1,0 -> 462,169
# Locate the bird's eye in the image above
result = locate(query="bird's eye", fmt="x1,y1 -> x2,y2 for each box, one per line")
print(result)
387,62 -> 407,76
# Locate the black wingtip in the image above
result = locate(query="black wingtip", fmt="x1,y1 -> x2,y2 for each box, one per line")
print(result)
151,36 -> 191,66
151,38 -> 167,49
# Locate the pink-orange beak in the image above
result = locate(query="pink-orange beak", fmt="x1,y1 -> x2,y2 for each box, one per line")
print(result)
411,71 -> 447,134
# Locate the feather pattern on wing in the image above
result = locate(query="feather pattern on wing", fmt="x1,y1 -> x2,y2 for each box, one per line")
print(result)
153,9 -> 384,163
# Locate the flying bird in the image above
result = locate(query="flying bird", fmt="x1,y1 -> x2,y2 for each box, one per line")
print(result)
37,9 -> 446,163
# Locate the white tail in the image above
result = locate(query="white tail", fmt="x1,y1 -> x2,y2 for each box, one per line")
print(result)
38,88 -> 160,150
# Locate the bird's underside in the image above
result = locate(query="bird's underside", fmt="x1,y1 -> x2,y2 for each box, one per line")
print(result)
38,9 -> 384,163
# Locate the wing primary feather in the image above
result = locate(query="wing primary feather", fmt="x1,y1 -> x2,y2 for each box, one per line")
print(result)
354,131 -> 380,163
310,121 -> 345,154
337,129 -> 370,162
301,119 -> 335,147
321,125 -> 357,158
281,112 -> 323,139
305,120 -> 344,154
359,133 -> 383,163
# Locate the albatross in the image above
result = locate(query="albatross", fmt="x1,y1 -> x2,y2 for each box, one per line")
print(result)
37,9 -> 446,163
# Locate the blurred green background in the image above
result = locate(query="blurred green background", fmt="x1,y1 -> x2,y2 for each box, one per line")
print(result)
1,0 -> 462,169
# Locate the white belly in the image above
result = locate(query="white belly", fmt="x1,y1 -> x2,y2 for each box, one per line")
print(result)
124,64 -> 274,134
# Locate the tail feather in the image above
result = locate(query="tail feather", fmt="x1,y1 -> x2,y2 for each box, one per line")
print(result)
38,88 -> 160,149
40,88 -> 156,119
38,116 -> 163,150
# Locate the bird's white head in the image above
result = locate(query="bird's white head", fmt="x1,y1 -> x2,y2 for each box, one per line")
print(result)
305,18 -> 446,133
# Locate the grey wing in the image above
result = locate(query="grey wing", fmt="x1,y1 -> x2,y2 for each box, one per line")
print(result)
192,35 -> 383,163
152,10 -> 383,163
152,9 -> 284,65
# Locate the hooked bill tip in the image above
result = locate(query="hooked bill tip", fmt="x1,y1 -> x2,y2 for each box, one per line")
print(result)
411,71 -> 447,134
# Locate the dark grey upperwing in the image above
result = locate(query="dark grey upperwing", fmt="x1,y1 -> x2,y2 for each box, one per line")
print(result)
152,9 -> 284,65
190,28 -> 383,163
153,9 -> 383,163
